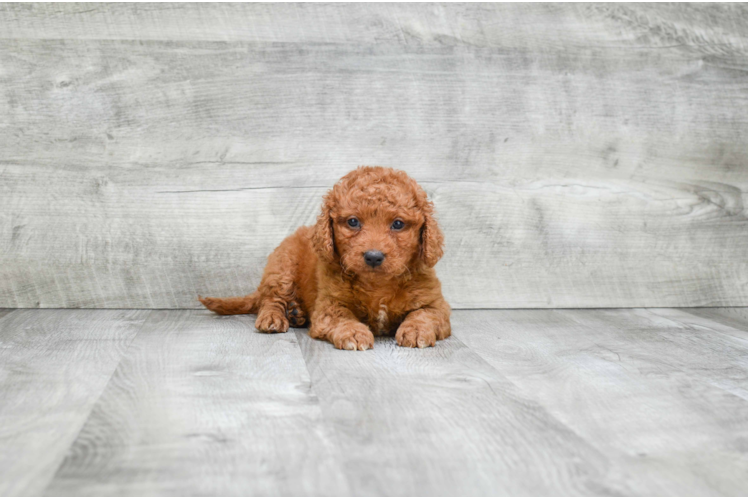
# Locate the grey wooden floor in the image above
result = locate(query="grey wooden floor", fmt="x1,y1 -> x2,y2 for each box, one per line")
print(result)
1,308 -> 746,496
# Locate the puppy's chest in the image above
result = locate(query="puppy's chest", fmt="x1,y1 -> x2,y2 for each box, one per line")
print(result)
354,296 -> 410,336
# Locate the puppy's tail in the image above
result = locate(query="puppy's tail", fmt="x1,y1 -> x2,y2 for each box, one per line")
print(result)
198,291 -> 261,315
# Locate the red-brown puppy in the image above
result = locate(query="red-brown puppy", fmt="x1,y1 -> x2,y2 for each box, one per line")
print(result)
199,166 -> 451,350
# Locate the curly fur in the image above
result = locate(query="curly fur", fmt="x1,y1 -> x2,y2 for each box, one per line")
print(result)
199,166 -> 451,350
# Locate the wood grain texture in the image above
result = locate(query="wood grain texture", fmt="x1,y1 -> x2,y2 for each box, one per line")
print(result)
684,307 -> 748,334
2,3 -> 747,48
453,308 -> 748,495
295,330 -> 628,496
45,310 -> 348,496
1,307 -> 747,495
0,308 -> 149,496
1,3 -> 748,308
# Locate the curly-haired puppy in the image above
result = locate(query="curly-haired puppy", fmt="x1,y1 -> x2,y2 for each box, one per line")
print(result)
199,166 -> 451,350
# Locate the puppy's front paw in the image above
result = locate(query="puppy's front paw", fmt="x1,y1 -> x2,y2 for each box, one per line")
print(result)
332,324 -> 375,351
255,308 -> 289,333
396,322 -> 436,348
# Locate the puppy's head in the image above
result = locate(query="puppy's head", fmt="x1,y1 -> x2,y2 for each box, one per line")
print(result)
312,166 -> 444,277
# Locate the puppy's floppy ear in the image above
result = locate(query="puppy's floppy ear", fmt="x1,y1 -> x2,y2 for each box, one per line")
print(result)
420,199 -> 444,268
312,192 -> 336,263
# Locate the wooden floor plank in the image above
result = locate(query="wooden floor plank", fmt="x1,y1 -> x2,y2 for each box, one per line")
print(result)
45,310 -> 349,496
0,308 -> 150,496
4,307 -> 746,495
681,307 -> 748,336
295,331 -> 628,496
645,307 -> 748,403
453,308 -> 748,495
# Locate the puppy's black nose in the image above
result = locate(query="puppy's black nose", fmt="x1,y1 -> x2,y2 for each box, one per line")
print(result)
364,250 -> 385,268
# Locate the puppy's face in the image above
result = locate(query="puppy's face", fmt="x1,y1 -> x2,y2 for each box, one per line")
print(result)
313,167 -> 444,278
333,194 -> 422,277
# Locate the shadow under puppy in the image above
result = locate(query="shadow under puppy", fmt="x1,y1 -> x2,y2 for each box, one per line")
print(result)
200,166 -> 451,350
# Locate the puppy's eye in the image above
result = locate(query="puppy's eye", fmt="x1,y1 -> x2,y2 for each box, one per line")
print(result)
391,219 -> 405,231
347,218 -> 360,228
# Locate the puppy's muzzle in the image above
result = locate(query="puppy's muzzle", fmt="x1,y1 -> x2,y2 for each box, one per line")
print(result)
364,250 -> 385,268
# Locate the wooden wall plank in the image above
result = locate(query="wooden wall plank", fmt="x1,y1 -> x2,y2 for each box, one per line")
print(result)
2,165 -> 746,309
1,4 -> 747,308
0,309 -> 149,496
452,308 -> 748,495
45,310 -> 349,496
1,3 -> 747,50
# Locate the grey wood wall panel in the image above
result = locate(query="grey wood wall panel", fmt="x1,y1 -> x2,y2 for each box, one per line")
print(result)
452,308 -> 748,495
1,3 -> 747,309
46,310 -> 348,496
2,3 -> 748,47
0,308 -> 149,496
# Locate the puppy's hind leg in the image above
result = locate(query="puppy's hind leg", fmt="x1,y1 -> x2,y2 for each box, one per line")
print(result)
254,282 -> 294,334
253,245 -> 300,333
286,300 -> 307,328
200,286 -> 293,333
203,228 -> 307,333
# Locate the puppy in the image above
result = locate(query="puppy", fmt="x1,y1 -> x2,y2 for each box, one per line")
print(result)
199,166 -> 451,350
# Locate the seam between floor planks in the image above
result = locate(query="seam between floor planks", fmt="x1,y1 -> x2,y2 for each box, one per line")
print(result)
38,310 -> 156,494
449,307 -> 748,495
2,307 -> 747,495
0,309 -> 153,496
44,311 -> 350,496
293,330 -> 629,495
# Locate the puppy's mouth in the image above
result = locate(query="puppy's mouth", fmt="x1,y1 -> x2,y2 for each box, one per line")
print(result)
359,263 -> 406,277
340,256 -> 400,278
344,263 -> 389,276
351,264 -> 384,274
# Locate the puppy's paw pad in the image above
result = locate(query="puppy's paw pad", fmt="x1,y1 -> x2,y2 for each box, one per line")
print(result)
396,324 -> 436,348
255,309 -> 290,333
286,301 -> 307,327
333,325 -> 375,351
